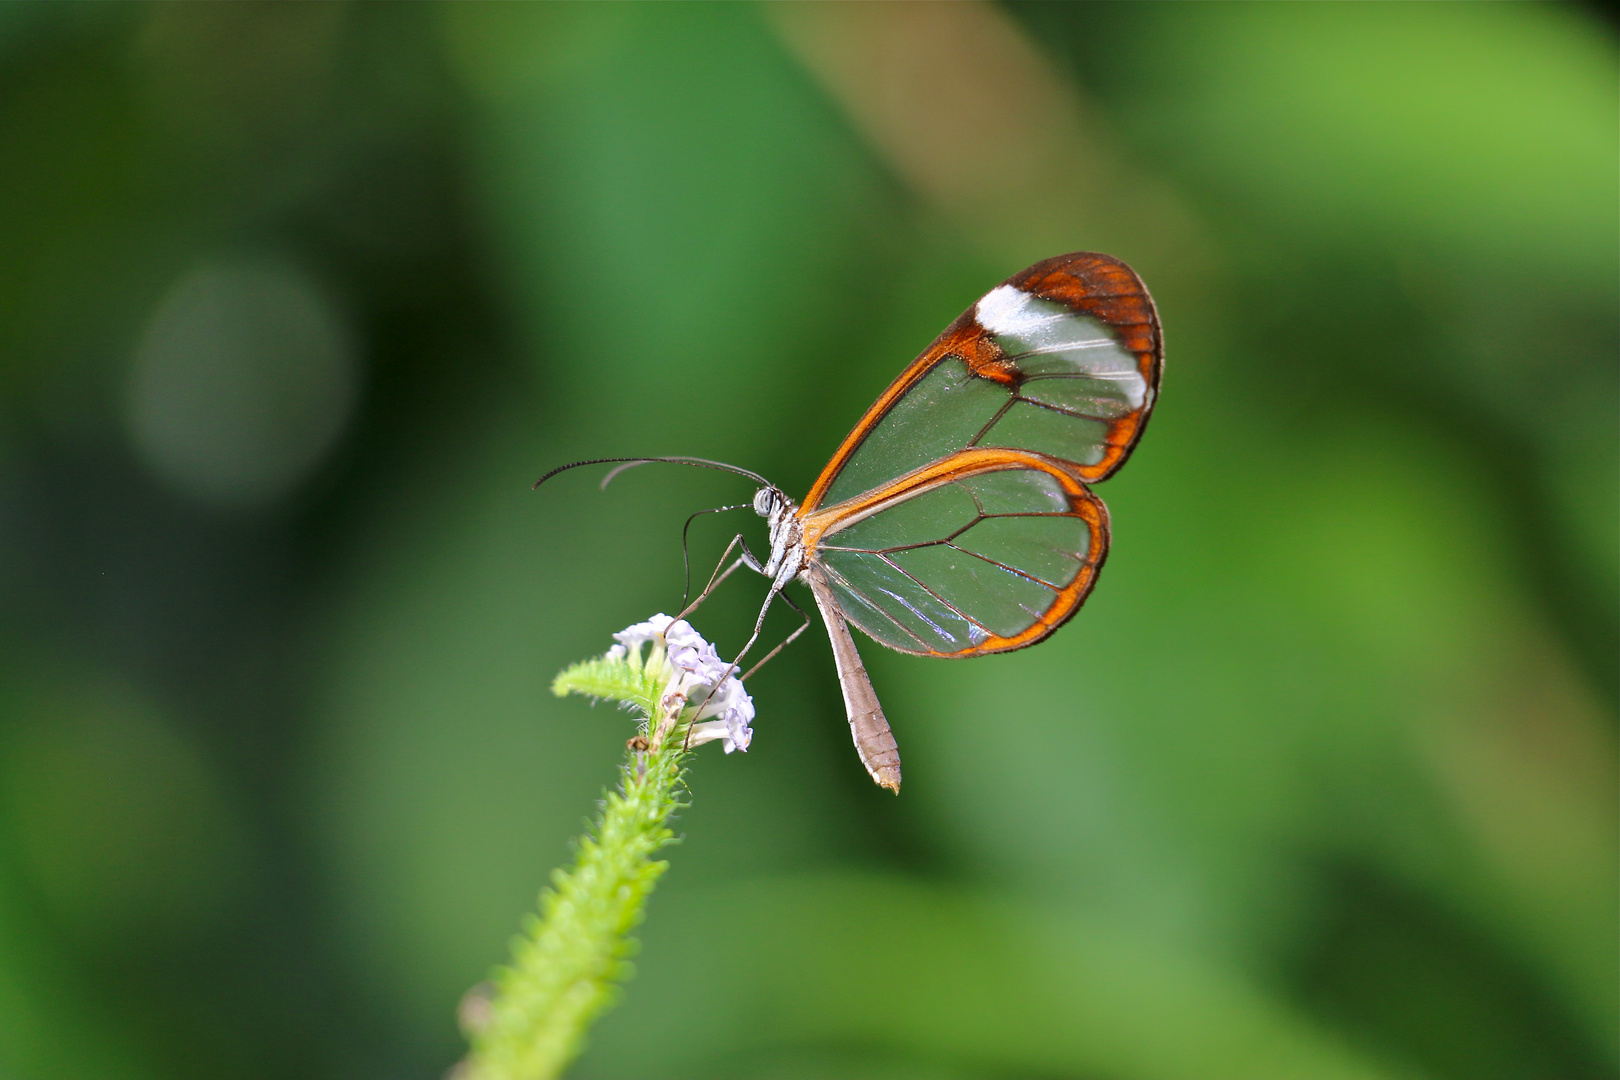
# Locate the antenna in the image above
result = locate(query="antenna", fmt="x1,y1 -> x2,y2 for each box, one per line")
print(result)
532,456 -> 771,491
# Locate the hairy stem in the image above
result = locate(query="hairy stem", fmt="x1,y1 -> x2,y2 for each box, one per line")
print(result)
459,654 -> 687,1080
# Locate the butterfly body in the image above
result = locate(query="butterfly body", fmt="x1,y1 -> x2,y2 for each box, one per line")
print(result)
752,486 -> 805,589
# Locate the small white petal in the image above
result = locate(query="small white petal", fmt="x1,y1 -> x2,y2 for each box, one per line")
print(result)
613,613 -> 676,650
686,717 -> 751,754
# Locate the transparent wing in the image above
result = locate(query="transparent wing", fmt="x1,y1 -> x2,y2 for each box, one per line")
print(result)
803,451 -> 1109,657
802,252 -> 1160,514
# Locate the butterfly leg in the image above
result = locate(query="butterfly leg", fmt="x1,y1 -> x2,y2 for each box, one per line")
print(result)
683,582 -> 779,750
726,578 -> 783,672
679,503 -> 751,608
739,588 -> 811,682
677,533 -> 765,621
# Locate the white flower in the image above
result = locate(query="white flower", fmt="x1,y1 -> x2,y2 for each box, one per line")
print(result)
663,618 -> 729,688
686,675 -> 755,753
609,613 -> 754,754
613,613 -> 677,653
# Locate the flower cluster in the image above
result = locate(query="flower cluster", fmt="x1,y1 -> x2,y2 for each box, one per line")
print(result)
610,614 -> 754,753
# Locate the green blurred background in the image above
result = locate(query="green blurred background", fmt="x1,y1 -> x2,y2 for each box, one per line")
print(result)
0,3 -> 1614,1078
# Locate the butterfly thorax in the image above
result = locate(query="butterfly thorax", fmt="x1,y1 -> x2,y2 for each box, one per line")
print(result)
753,486 -> 805,589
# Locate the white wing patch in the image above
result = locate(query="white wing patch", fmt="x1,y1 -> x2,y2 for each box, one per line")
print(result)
976,284 -> 1055,337
975,284 -> 1147,410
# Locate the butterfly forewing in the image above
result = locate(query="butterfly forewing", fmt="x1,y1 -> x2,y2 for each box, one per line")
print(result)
794,252 -> 1154,659
805,452 -> 1109,657
819,357 -> 1007,508
804,252 -> 1161,514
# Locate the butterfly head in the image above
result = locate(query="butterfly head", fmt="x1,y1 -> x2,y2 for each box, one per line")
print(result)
752,486 -> 791,520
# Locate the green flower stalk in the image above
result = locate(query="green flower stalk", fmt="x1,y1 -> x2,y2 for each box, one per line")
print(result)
458,615 -> 755,1080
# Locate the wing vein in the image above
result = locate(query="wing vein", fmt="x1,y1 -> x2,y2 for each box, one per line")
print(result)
1000,339 -> 1121,362
953,479 -> 987,518
819,559 -> 932,650
875,552 -> 991,636
966,394 -> 1017,448
1021,370 -> 1146,383
943,542 -> 1064,592
1012,394 -> 1119,423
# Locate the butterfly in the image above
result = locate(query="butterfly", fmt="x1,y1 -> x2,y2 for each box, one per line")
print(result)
538,252 -> 1162,793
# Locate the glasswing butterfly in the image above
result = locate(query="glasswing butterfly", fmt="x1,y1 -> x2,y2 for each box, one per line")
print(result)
537,252 -> 1162,793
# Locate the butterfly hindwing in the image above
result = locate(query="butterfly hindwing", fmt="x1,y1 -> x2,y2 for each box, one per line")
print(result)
801,450 -> 1109,657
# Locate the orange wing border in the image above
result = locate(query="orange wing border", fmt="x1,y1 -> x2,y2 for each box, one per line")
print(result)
801,252 -> 1162,514
802,447 -> 1111,658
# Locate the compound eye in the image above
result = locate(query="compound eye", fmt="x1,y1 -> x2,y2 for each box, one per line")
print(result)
752,488 -> 773,517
